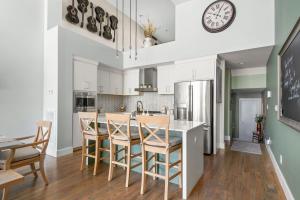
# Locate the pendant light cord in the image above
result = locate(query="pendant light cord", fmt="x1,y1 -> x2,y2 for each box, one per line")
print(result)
116,0 -> 119,57
135,0 -> 137,60
129,0 -> 132,58
122,0 -> 124,52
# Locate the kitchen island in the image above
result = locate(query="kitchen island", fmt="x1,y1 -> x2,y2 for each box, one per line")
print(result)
96,114 -> 205,199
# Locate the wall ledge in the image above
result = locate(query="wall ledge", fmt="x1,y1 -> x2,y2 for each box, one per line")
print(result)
265,144 -> 295,200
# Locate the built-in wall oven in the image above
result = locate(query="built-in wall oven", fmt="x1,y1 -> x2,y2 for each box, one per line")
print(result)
73,91 -> 97,112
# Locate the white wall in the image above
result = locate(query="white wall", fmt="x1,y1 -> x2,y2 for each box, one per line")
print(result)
0,0 -> 44,137
123,0 -> 275,68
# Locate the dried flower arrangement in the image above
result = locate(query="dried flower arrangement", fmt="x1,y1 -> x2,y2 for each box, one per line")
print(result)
142,19 -> 156,38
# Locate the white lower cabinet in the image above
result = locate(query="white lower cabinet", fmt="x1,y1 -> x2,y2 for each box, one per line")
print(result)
72,113 -> 82,148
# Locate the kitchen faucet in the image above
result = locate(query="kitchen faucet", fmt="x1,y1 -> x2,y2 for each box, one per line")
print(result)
136,101 -> 143,113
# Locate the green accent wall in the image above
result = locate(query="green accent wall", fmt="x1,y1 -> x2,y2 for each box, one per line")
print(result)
266,0 -> 300,199
224,68 -> 231,137
231,74 -> 266,90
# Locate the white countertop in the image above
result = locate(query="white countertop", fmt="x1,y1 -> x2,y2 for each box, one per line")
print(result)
98,114 -> 204,132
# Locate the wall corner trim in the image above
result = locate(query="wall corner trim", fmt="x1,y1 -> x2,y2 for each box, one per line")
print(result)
224,136 -> 231,141
265,144 -> 295,200
217,142 -> 225,149
47,146 -> 73,158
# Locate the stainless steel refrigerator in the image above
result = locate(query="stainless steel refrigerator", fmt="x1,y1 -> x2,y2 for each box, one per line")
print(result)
174,80 -> 213,154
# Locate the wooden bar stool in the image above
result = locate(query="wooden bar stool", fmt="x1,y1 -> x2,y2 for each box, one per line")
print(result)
106,113 -> 142,187
79,112 -> 109,176
136,115 -> 182,200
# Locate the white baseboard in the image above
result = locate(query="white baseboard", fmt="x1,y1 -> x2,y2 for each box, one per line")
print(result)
217,142 -> 225,149
46,146 -> 73,158
224,136 -> 231,141
265,144 -> 295,200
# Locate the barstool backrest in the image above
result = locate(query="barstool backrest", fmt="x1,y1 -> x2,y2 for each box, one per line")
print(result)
106,113 -> 131,141
78,112 -> 99,136
136,115 -> 170,147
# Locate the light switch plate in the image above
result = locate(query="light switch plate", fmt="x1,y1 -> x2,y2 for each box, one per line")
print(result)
267,91 -> 272,98
275,105 -> 279,112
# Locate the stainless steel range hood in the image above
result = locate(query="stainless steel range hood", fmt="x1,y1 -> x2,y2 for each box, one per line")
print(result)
134,67 -> 158,92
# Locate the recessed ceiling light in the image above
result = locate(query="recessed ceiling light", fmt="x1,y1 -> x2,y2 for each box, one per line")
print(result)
239,62 -> 244,65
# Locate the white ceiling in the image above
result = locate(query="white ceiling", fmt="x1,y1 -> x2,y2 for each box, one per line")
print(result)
220,46 -> 274,69
105,0 -> 175,43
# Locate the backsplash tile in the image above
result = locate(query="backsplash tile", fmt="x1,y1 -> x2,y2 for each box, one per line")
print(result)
123,93 -> 174,112
98,94 -> 123,113
98,93 -> 174,113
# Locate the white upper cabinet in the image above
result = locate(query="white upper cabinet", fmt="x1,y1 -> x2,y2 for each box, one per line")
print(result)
123,69 -> 139,96
73,58 -> 97,92
110,72 -> 123,95
98,68 -> 110,94
98,67 -> 123,95
158,57 -> 217,94
158,64 -> 176,94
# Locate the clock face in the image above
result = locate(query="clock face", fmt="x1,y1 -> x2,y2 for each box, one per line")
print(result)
202,0 -> 236,33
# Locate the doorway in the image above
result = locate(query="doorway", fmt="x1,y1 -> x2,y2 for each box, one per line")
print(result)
238,98 -> 262,142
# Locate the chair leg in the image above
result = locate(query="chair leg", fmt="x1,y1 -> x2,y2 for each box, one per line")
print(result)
122,145 -> 126,170
80,138 -> 86,171
153,153 -> 157,180
2,187 -> 8,200
39,159 -> 49,185
140,147 -> 146,195
164,152 -> 169,200
30,163 -> 38,178
125,145 -> 131,187
93,139 -> 99,176
108,142 -> 114,181
178,147 -> 182,189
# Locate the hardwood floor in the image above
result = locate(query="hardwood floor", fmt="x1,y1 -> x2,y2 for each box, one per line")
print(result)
4,144 -> 285,200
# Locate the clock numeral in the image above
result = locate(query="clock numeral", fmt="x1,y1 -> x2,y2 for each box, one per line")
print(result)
216,4 -> 220,9
224,6 -> 229,11
225,11 -> 231,15
216,22 -> 219,27
207,19 -> 212,24
211,22 -> 215,27
211,7 -> 215,11
223,15 -> 229,20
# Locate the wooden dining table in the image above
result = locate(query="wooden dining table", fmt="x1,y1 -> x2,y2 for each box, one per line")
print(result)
0,136 -> 24,200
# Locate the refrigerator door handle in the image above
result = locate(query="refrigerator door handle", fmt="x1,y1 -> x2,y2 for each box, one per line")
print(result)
188,84 -> 193,121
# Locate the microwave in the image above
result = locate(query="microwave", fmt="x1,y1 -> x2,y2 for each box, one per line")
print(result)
74,91 -> 97,113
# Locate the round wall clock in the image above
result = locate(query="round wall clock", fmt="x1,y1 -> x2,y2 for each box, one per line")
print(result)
202,0 -> 236,33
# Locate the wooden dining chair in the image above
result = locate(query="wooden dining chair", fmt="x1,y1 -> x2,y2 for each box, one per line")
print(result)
79,112 -> 109,176
0,170 -> 24,200
136,115 -> 182,200
106,113 -> 142,187
0,120 -> 52,185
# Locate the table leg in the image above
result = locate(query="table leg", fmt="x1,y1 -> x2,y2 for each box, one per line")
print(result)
2,187 -> 9,200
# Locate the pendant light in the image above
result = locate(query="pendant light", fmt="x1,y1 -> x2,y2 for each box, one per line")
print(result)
116,0 -> 138,60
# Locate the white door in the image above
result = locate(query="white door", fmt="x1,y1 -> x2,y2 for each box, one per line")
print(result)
239,98 -> 262,142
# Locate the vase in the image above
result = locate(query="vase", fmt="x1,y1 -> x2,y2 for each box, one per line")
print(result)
143,37 -> 153,48
256,122 -> 261,133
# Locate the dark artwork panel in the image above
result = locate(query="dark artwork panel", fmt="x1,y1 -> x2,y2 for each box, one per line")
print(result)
281,31 -> 300,122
